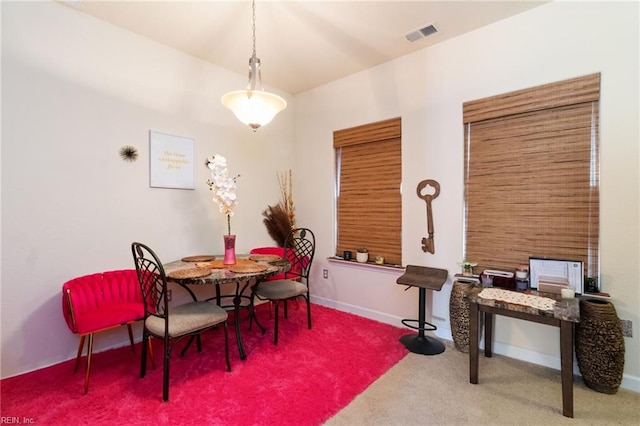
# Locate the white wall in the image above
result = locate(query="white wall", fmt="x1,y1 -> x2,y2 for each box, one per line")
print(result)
295,1 -> 639,391
1,1 -> 295,377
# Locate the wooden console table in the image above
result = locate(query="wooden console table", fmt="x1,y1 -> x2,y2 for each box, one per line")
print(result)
467,286 -> 580,418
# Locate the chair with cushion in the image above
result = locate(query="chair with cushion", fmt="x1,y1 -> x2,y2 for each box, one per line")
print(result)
252,228 -> 316,344
62,269 -> 145,394
249,246 -> 298,318
131,242 -> 231,402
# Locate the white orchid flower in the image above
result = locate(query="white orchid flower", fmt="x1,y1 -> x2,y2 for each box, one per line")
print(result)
206,154 -> 239,233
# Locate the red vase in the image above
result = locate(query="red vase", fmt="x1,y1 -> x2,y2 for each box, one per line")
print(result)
223,234 -> 236,265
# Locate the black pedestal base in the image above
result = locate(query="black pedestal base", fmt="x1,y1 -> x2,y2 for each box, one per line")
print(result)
400,334 -> 445,355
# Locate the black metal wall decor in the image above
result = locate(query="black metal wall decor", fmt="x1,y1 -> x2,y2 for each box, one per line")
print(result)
416,179 -> 440,254
119,145 -> 138,162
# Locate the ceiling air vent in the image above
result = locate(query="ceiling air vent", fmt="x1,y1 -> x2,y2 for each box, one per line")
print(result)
405,24 -> 438,43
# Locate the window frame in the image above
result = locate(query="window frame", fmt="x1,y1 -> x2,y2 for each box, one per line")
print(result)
333,117 -> 402,265
462,73 -> 600,281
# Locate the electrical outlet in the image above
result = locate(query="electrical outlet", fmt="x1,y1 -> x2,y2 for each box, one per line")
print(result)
323,269 -> 328,279
166,289 -> 172,302
620,319 -> 632,337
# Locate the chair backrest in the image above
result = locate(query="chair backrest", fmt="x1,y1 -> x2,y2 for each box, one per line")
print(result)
131,242 -> 169,326
62,270 -> 144,334
283,228 -> 316,284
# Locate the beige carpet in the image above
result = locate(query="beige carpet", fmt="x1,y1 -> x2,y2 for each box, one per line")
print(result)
325,340 -> 639,425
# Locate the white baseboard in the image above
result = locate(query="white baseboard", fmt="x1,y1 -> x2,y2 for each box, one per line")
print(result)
311,295 -> 640,393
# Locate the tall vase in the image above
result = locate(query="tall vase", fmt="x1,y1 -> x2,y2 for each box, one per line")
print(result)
449,280 -> 476,353
575,298 -> 625,394
223,234 -> 236,265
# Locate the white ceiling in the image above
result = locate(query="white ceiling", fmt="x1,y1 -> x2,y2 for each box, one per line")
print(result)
60,1 -> 548,94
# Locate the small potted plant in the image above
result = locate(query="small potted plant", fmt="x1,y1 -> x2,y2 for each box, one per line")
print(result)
458,261 -> 477,277
356,248 -> 369,263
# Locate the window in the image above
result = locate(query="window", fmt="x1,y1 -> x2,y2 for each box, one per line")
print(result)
463,73 -> 600,279
334,117 -> 402,265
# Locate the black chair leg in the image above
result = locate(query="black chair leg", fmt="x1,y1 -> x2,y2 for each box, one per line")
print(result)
163,346 -> 170,402
273,301 -> 280,345
140,334 -> 148,378
180,335 -> 196,356
399,287 -> 445,355
223,323 -> 231,372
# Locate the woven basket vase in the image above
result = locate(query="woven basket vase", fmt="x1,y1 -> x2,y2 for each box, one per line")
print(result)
575,299 -> 625,394
449,281 -> 477,353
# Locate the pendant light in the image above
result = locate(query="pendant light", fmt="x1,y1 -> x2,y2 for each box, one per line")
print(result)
221,0 -> 287,131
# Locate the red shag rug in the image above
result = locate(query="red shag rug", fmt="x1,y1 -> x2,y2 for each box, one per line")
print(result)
1,303 -> 408,425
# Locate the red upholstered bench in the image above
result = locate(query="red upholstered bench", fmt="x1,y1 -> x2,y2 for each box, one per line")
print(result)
62,269 -> 145,394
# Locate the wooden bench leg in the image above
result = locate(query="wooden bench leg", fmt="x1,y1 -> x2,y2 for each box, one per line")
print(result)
83,334 -> 94,394
127,324 -> 136,353
73,335 -> 86,374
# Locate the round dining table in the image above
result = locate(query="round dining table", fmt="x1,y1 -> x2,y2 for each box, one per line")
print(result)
163,254 -> 290,360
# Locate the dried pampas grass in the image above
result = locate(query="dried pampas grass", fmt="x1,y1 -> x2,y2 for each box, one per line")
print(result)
262,204 -> 292,247
263,170 -> 296,247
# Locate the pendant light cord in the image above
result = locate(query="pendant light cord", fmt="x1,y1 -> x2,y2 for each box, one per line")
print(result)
252,0 -> 257,57
247,0 -> 259,92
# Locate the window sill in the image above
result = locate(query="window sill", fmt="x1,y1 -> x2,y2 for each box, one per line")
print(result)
327,257 -> 405,274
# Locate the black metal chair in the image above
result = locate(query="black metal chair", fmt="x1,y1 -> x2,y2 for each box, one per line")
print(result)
131,242 -> 231,402
252,228 -> 316,344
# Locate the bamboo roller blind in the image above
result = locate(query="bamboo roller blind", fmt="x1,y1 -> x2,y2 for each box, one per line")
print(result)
463,74 -> 600,278
334,118 -> 402,265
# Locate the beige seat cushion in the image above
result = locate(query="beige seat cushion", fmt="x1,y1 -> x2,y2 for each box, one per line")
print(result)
256,279 -> 307,300
146,301 -> 227,338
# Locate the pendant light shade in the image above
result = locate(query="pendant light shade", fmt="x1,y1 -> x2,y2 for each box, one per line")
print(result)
221,0 -> 286,131
221,90 -> 287,131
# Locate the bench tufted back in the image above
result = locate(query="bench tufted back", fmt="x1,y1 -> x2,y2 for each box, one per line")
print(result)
62,269 -> 144,334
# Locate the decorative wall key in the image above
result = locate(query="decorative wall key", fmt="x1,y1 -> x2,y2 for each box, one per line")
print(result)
416,179 -> 440,254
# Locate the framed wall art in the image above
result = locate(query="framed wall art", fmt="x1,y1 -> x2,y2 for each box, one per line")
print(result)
149,130 -> 195,190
